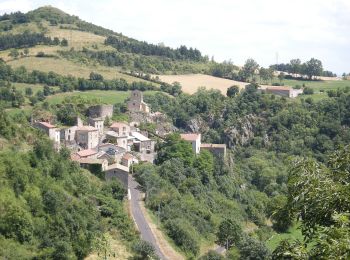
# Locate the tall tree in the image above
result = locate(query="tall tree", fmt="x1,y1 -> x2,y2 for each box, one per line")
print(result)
303,58 -> 323,80
242,59 -> 259,82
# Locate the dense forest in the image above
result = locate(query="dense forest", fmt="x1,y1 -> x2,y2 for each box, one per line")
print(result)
0,110 -> 141,259
140,85 -> 350,258
105,36 -> 206,62
0,32 -> 65,51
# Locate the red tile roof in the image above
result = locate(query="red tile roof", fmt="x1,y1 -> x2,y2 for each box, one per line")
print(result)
38,121 -> 55,128
76,149 -> 97,158
110,122 -> 129,129
122,153 -> 134,160
180,133 -> 200,141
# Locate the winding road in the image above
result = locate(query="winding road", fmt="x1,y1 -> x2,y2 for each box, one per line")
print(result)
128,175 -> 167,260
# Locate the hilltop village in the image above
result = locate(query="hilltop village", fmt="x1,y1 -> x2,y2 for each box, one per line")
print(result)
33,90 -> 226,186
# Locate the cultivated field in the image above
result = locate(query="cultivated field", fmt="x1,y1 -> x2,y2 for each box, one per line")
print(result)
157,74 -> 249,94
46,90 -> 159,105
7,56 -> 152,83
47,26 -> 107,49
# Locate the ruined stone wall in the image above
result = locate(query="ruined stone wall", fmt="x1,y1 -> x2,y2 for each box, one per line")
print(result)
88,105 -> 114,119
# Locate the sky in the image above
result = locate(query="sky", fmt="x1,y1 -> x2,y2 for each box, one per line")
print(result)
1,0 -> 349,74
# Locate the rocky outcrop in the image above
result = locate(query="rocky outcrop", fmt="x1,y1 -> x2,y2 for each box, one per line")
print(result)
224,114 -> 261,148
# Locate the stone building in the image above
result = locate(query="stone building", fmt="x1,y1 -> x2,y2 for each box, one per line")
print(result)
104,163 -> 129,188
259,86 -> 303,98
88,117 -> 104,135
105,131 -> 128,150
60,126 -> 77,142
34,121 -> 60,144
88,105 -> 114,119
127,90 -> 150,113
200,143 -> 227,157
131,131 -> 154,153
180,133 -> 201,154
76,126 -> 99,149
110,122 -> 130,136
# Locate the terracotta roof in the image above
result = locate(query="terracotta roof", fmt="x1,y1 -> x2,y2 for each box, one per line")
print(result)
201,143 -> 226,148
110,122 -> 129,129
180,133 -> 200,141
77,126 -> 98,132
266,87 -> 291,91
76,149 -> 97,157
38,122 -> 55,128
122,153 -> 134,160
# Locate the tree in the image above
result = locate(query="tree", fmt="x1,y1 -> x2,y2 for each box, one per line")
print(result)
259,68 -> 269,84
303,87 -> 314,95
274,147 -> 350,258
60,38 -> 68,46
25,87 -> 33,96
303,58 -> 323,80
227,85 -> 240,97
278,72 -> 285,83
238,235 -> 271,260
132,240 -> 158,260
8,49 -> 19,59
23,48 -> 29,56
217,218 -> 243,249
290,59 -> 301,77
156,133 -> 195,166
242,59 -> 259,82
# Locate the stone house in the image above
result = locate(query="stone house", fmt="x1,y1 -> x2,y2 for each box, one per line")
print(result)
260,86 -> 303,98
121,153 -> 139,169
76,158 -> 108,172
110,122 -> 130,136
105,131 -> 128,150
98,143 -> 126,164
131,131 -> 154,153
104,163 -> 129,188
76,126 -> 99,149
34,121 -> 60,144
60,126 -> 77,142
180,133 -> 201,154
200,143 -> 227,157
127,90 -> 150,113
88,117 -> 104,135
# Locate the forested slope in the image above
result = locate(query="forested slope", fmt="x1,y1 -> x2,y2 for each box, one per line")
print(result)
0,111 -> 137,259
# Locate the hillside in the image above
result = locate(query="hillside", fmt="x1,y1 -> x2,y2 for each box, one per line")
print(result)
1,5 -> 350,260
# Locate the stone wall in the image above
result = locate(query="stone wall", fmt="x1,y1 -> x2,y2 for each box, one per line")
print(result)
88,105 -> 114,119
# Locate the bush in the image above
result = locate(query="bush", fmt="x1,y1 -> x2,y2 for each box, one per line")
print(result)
303,87 -> 314,95
132,240 -> 158,260
164,218 -> 199,256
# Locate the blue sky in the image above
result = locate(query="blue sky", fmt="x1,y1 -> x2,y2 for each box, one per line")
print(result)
1,0 -> 349,74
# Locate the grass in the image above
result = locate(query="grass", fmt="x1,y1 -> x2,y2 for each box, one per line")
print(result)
266,223 -> 304,251
7,56 -> 154,83
281,78 -> 350,91
46,90 -> 159,105
46,26 -> 106,49
12,82 -> 60,94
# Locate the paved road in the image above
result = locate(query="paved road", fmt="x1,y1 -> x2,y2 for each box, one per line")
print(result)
128,175 -> 167,260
